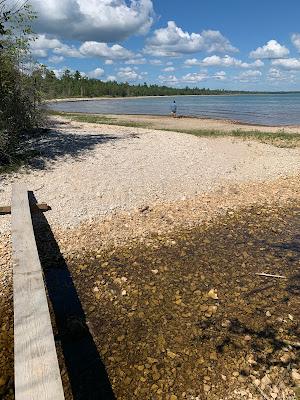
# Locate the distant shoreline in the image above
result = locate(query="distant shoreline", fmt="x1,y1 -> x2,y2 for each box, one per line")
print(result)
45,92 -> 297,104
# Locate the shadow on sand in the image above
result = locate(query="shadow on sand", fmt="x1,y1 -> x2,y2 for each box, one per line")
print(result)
29,191 -> 115,400
16,120 -> 122,170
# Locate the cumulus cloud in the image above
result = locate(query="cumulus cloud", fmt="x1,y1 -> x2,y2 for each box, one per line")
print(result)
48,55 -> 65,63
79,41 -> 134,60
272,58 -> 300,70
250,40 -> 289,59
30,34 -> 62,57
236,70 -> 262,82
185,55 -> 264,68
30,0 -> 154,42
125,57 -> 147,65
105,59 -> 114,65
181,72 -> 208,83
267,68 -> 295,82
30,34 -> 82,58
213,71 -> 227,80
158,74 -> 179,83
163,66 -> 175,72
105,75 -> 117,81
291,33 -> 300,52
144,21 -> 237,56
117,67 -> 142,81
149,59 -> 163,65
87,67 -> 105,79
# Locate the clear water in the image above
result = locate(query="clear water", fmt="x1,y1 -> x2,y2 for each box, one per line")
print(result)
49,93 -> 300,126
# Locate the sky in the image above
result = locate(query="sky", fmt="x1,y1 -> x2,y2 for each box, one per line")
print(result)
26,0 -> 300,90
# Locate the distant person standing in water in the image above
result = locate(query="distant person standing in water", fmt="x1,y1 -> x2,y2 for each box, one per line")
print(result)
171,100 -> 177,117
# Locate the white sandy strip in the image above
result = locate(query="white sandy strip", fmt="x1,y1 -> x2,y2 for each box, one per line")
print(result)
0,120 -> 299,233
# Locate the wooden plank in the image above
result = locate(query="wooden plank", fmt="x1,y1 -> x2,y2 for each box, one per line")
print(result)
1,203 -> 51,215
12,184 -> 65,400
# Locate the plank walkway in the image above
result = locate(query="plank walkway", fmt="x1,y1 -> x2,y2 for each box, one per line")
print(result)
11,184 -> 65,399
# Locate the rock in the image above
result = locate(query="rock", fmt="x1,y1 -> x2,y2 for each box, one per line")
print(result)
170,395 -> 178,400
121,290 -> 127,296
288,314 -> 294,321
291,369 -> 300,386
151,269 -> 159,274
203,384 -> 211,393
124,376 -> 132,385
93,286 -> 99,292
221,320 -> 231,328
152,372 -> 160,381
244,335 -> 251,341
167,350 -> 177,359
221,375 -> 227,381
280,353 -> 292,364
261,375 -> 272,389
266,311 -> 271,317
207,289 -> 218,300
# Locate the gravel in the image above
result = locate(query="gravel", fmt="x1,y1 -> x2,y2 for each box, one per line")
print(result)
0,118 -> 300,234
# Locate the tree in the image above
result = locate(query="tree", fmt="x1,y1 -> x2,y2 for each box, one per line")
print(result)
0,0 -> 42,165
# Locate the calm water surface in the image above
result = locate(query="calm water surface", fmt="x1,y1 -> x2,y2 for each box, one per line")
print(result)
49,93 -> 300,126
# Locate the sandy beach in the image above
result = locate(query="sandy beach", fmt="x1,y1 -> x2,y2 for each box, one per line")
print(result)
0,117 -> 299,399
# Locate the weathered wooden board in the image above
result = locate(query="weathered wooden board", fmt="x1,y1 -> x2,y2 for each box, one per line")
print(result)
1,203 -> 51,215
11,184 -> 65,400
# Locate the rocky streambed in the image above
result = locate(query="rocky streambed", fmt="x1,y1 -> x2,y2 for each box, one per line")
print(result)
0,201 -> 299,399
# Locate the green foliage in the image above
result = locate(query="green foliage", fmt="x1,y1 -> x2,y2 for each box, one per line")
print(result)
40,69 -> 264,99
0,1 -> 43,166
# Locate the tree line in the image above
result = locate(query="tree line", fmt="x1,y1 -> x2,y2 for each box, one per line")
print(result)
37,67 -> 257,99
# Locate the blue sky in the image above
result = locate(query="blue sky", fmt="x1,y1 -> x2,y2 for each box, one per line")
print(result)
28,0 -> 300,90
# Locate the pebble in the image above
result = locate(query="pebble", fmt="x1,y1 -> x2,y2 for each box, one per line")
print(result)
291,369 -> 300,386
203,384 -> 211,393
207,289 -> 218,300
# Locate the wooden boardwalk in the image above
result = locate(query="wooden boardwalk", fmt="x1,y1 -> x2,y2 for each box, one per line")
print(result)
11,184 -> 65,399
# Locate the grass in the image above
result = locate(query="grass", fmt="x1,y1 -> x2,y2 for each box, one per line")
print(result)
50,110 -> 300,148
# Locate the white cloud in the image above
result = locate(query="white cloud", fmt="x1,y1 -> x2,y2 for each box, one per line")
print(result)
199,55 -> 263,68
291,33 -> 300,52
213,71 -> 226,80
30,34 -> 82,58
30,34 -> 62,57
267,67 -> 295,82
87,67 -> 105,79
144,21 -> 237,56
158,74 -> 179,83
181,72 -> 208,83
236,70 -> 262,82
117,67 -> 142,81
48,55 -> 65,63
105,59 -> 114,65
184,55 -> 264,68
79,41 -> 134,60
149,59 -> 163,65
31,0 -> 154,42
272,58 -> 300,70
163,66 -> 175,72
105,75 -> 117,81
125,57 -> 147,65
53,43 -> 82,58
250,40 -> 289,59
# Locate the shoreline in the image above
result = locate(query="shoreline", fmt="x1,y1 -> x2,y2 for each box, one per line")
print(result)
51,112 -> 300,134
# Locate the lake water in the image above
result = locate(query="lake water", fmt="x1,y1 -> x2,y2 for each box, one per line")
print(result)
49,93 -> 300,126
